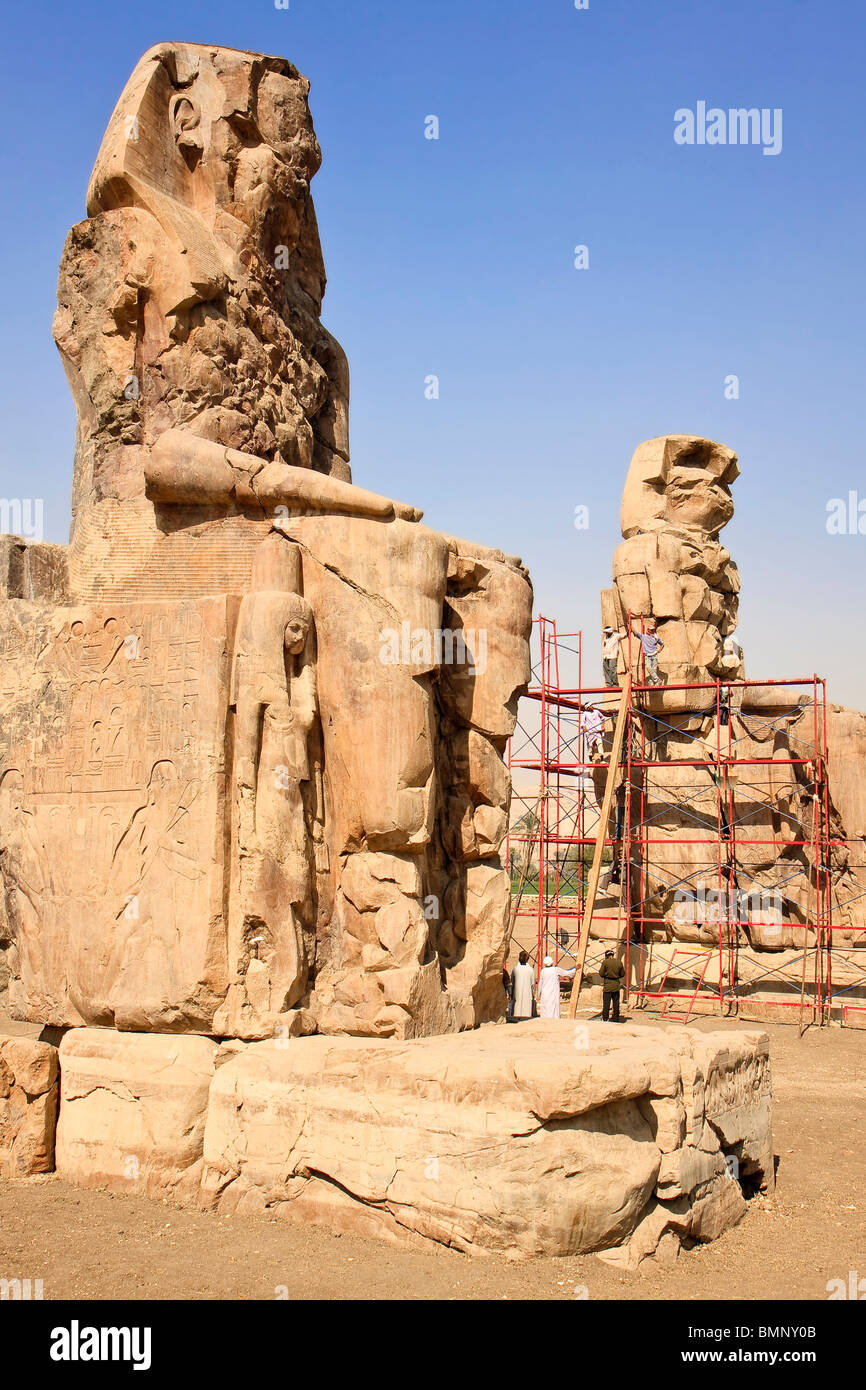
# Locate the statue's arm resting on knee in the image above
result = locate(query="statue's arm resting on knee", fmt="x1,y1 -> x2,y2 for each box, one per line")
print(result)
145,428 -> 422,522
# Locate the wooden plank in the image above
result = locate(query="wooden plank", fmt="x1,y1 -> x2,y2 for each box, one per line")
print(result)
569,677 -> 631,1017
608,590 -> 628,687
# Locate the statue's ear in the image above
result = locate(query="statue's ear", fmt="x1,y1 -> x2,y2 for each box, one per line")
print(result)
170,94 -> 202,161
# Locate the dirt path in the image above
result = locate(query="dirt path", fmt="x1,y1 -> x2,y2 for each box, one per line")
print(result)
1,1014 -> 863,1301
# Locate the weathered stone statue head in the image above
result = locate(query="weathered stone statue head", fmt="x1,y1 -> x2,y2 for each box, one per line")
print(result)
85,42 -> 325,303
53,42 -> 351,601
86,42 -> 323,258
620,435 -> 738,539
606,435 -> 743,685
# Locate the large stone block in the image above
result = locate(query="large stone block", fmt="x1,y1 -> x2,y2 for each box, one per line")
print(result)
826,705 -> 866,839
56,1028 -> 218,1199
200,1020 -> 772,1260
0,537 -> 69,603
0,1034 -> 59,1176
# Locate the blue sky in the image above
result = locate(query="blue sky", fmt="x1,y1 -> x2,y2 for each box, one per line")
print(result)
1,0 -> 864,703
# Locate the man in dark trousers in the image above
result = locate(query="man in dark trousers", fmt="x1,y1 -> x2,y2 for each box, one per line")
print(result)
599,948 -> 626,1021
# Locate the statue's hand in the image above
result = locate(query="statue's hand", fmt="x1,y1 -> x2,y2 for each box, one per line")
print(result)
393,500 -> 424,522
237,454 -> 422,523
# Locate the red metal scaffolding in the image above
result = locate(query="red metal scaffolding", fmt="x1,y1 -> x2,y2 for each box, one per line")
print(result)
506,616 -> 866,1025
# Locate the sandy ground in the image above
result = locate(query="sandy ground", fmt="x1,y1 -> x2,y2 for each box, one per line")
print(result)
1,1008 -> 863,1302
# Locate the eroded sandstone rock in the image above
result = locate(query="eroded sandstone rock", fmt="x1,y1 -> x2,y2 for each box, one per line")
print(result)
0,1034 -> 59,1176
604,434 -> 742,686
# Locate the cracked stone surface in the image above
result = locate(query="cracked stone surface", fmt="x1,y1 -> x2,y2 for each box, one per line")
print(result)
198,1019 -> 773,1260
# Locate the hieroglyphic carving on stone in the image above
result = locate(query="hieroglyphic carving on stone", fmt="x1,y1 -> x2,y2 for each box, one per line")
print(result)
0,769 -> 53,944
0,598 -> 232,1031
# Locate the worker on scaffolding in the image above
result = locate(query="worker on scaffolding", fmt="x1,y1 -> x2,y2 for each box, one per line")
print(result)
599,949 -> 626,1021
582,703 -> 604,763
602,625 -> 622,687
637,619 -> 665,685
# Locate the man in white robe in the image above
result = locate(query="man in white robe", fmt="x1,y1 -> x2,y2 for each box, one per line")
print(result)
537,955 -> 576,1019
581,704 -> 604,763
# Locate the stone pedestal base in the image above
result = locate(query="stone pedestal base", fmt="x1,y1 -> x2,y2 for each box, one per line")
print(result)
56,1030 -> 218,1200
48,1020 -> 773,1264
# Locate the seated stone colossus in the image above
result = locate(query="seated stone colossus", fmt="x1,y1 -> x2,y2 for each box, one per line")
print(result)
0,42 -> 533,1042
604,434 -> 744,689
598,434 -> 866,980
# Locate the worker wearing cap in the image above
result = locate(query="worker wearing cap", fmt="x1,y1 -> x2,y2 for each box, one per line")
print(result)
638,619 -> 664,685
599,949 -> 626,1021
602,626 -> 621,687
537,955 -> 576,1019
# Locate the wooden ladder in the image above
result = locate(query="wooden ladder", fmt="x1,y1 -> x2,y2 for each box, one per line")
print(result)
569,677 -> 632,1018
